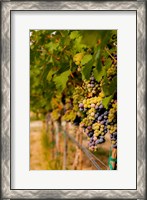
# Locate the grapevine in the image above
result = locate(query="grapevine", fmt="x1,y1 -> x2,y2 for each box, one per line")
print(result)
30,30 -> 117,169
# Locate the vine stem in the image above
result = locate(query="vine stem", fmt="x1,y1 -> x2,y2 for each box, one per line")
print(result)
105,47 -> 117,63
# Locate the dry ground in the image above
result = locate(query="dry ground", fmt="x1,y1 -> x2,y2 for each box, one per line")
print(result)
30,121 -> 49,170
30,121 -> 111,170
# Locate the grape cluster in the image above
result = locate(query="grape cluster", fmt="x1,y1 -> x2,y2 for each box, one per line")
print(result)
107,64 -> 117,80
80,101 -> 109,151
106,49 -> 117,149
78,76 -> 106,150
83,76 -> 101,98
73,40 -> 117,150
73,86 -> 85,112
78,75 -> 117,151
108,100 -> 117,148
73,53 -> 84,66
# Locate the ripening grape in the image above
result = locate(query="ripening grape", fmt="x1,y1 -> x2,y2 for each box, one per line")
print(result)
90,76 -> 95,81
75,69 -> 117,151
79,103 -> 84,108
73,53 -> 84,65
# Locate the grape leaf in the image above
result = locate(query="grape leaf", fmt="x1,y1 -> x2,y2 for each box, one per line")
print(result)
45,42 -> 59,53
81,60 -> 93,80
95,45 -> 102,73
47,69 -> 55,82
70,31 -> 79,39
102,76 -> 110,96
73,36 -> 87,52
109,76 -> 117,94
81,30 -> 112,48
103,76 -> 117,96
53,70 -> 71,92
93,67 -> 106,82
104,58 -> 112,69
81,31 -> 100,47
102,95 -> 113,109
81,54 -> 92,65
56,62 -> 70,75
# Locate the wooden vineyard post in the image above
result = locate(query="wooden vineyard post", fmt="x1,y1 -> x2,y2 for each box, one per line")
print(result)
51,118 -> 55,160
63,122 -> 68,170
72,128 -> 79,170
54,121 -> 60,156
46,113 -> 50,134
79,127 -> 83,170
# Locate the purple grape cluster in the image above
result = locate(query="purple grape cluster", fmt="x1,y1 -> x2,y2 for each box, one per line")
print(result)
89,76 -> 95,88
79,102 -> 110,150
78,75 -> 117,151
87,104 -> 109,150
110,132 -> 117,148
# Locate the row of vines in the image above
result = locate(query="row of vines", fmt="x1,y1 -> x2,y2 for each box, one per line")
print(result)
30,30 -> 117,170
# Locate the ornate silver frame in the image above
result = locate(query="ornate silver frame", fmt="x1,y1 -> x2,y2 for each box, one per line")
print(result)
1,1 -> 146,199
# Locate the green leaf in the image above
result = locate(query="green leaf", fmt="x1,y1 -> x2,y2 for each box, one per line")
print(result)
81,30 -> 112,48
56,62 -> 70,75
81,54 -> 92,65
104,58 -> 112,69
95,46 -> 101,61
81,31 -> 99,47
73,36 -> 87,52
102,76 -> 117,96
93,67 -> 106,82
70,31 -> 79,39
102,76 -> 110,96
102,95 -> 113,109
47,69 -> 55,82
45,42 -> 59,53
109,76 -> 117,94
53,70 -> 71,92
59,30 -> 69,37
81,60 -> 93,80
41,64 -> 52,81
94,45 -> 102,72
100,30 -> 112,48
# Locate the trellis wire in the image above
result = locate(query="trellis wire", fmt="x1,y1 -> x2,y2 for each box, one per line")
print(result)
64,130 -> 103,170
87,149 -> 108,169
50,121 -> 108,170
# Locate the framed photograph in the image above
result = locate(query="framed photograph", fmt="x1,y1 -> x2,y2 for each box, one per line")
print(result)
1,0 -> 146,199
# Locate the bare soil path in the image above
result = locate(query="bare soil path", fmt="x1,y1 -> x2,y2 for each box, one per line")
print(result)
30,121 -> 110,170
30,121 -> 49,170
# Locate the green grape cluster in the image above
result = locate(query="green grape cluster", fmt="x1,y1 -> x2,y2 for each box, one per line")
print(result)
73,52 -> 84,66
107,64 -> 117,79
64,98 -> 72,110
62,86 -> 86,124
108,100 -> 117,123
107,100 -> 117,148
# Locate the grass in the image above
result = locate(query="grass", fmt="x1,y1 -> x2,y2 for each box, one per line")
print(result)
41,130 -> 63,170
94,147 -> 109,157
41,130 -> 110,169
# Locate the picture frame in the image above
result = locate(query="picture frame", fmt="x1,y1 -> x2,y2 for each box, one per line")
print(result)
1,0 -> 146,199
